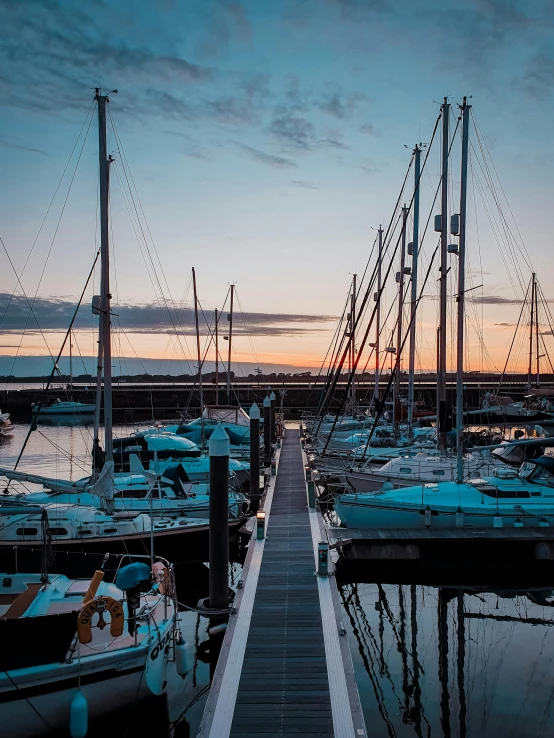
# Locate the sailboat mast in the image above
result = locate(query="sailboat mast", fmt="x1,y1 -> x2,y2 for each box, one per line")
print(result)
438,98 -> 450,452
214,308 -> 219,405
375,226 -> 383,405
456,97 -> 471,485
528,272 -> 535,392
351,273 -> 357,416
96,89 -> 113,463
535,274 -> 540,388
227,284 -> 234,404
69,329 -> 73,391
394,206 -> 408,431
407,145 -> 421,432
192,268 -> 204,415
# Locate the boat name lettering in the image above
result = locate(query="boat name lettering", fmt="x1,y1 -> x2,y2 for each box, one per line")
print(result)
150,631 -> 172,660
116,660 -> 141,671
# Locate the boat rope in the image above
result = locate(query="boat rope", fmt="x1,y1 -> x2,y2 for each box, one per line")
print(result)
318,109 -> 444,448
107,108 -> 195,376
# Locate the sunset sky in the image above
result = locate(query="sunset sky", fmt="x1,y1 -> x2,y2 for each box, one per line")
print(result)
1,0 -> 553,377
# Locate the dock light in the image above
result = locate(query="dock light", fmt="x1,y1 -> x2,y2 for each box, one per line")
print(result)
317,541 -> 329,576
539,518 -> 550,528
514,518 -> 524,528
256,511 -> 266,540
305,465 -> 311,481
271,459 -> 276,476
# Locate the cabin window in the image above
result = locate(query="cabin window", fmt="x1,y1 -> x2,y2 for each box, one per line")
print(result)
481,489 -> 531,499
117,489 -> 148,499
16,528 -> 38,536
78,529 -> 92,535
103,528 -> 118,534
432,470 -> 445,476
531,492 -> 542,497
49,528 -> 68,536
399,467 -> 412,474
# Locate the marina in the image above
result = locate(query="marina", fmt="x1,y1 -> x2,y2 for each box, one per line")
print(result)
2,5 -> 554,734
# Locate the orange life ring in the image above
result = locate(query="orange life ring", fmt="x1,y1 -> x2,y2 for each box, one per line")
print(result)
77,596 -> 125,644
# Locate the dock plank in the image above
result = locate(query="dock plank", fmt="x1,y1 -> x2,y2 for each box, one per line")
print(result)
230,431 -> 334,737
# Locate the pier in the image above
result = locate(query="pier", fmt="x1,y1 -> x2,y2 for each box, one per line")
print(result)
198,428 -> 366,737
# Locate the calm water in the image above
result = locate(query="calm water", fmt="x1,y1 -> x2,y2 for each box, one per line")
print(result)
0,420 -> 238,737
4,421 -> 554,736
340,581 -> 554,738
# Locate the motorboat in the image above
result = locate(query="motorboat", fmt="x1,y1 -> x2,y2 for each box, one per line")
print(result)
0,556 -> 190,738
31,398 -> 95,415
334,455 -> 554,529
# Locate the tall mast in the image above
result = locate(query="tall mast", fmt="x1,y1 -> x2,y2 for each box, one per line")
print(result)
394,206 -> 408,432
192,268 -> 204,424
407,145 -> 422,432
535,274 -> 540,388
455,97 -> 471,485
350,273 -> 357,416
438,97 -> 450,452
374,226 -> 383,407
69,329 -> 73,391
95,89 -> 113,463
227,284 -> 234,404
214,308 -> 219,405
528,272 -> 535,393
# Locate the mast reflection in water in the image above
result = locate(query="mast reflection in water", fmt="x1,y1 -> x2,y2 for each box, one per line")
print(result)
339,582 -> 554,738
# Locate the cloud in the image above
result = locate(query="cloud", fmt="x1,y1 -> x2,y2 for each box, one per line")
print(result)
494,322 -> 517,327
359,122 -> 376,135
318,86 -> 366,119
0,294 -> 334,337
233,142 -> 297,168
0,138 -> 51,156
470,294 -> 524,305
269,115 -> 316,149
523,53 -> 554,98
291,180 -> 320,189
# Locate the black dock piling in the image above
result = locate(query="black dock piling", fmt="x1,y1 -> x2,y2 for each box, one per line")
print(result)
263,395 -> 271,463
249,402 -> 261,514
269,390 -> 276,443
209,423 -> 230,611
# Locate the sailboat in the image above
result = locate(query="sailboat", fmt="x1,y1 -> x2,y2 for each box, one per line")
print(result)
1,555 -> 190,737
0,90 -> 247,567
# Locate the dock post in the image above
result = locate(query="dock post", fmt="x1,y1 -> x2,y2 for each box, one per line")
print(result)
249,403 -> 261,514
307,480 -> 316,508
263,395 -> 271,463
209,423 -> 230,611
270,391 -> 276,442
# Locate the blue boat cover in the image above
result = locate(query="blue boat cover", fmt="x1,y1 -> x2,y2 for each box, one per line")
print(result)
115,562 -> 152,591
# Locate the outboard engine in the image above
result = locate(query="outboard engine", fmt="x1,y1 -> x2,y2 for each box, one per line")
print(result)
115,562 -> 152,636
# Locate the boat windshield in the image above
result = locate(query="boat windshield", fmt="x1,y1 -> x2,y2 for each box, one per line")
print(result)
519,462 -> 554,486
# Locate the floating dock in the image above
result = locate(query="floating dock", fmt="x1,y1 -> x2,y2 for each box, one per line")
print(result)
328,526 -> 554,585
198,428 -> 366,737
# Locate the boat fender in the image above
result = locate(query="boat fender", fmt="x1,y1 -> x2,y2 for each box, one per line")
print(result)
455,508 -> 464,528
78,596 -> 124,644
493,513 -> 503,529
381,481 -> 394,492
424,506 -> 432,528
83,569 -> 104,603
70,691 -> 88,738
175,635 -> 191,677
208,622 -> 227,638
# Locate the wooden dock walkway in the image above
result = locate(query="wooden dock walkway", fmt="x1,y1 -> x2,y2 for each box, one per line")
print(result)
198,429 -> 365,738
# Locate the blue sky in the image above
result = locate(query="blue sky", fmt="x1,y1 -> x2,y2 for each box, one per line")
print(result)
1,0 -> 553,375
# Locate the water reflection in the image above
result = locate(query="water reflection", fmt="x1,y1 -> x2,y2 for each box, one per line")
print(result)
339,581 -> 554,738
